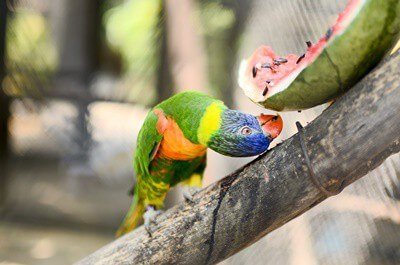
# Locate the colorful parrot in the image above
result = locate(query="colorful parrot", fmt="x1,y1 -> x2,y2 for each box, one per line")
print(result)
116,91 -> 283,236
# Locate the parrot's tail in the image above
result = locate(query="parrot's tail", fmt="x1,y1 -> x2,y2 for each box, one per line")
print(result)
116,193 -> 145,237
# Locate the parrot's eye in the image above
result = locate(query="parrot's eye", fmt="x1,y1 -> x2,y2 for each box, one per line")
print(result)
240,126 -> 252,136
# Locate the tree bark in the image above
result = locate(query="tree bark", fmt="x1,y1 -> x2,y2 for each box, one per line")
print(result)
76,51 -> 400,265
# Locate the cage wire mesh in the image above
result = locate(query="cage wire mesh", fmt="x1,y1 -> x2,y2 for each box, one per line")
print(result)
0,0 -> 399,264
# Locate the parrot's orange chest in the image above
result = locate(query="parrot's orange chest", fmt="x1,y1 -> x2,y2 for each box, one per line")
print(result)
157,117 -> 207,161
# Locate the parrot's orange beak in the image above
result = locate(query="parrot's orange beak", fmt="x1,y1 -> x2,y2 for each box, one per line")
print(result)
257,114 -> 283,140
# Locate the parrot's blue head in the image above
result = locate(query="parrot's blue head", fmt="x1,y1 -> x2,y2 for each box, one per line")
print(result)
207,109 -> 283,157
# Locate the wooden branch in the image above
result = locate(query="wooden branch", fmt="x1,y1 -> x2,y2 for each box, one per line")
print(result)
76,51 -> 400,265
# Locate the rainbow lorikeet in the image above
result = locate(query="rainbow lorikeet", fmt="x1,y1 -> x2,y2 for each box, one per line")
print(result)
116,91 -> 283,236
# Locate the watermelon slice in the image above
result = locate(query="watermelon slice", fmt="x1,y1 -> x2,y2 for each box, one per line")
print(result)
238,0 -> 400,111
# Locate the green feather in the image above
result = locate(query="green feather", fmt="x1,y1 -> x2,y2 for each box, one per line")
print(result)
157,91 -> 222,143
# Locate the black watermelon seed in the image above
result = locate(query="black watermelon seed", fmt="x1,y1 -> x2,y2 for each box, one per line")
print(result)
325,28 -> 333,40
252,66 -> 257,77
261,63 -> 271,68
296,54 -> 305,64
306,41 -> 312,48
262,86 -> 269,96
275,58 -> 288,64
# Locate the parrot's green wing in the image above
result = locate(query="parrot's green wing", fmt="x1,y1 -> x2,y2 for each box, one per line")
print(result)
119,110 -> 167,235
134,109 -> 165,181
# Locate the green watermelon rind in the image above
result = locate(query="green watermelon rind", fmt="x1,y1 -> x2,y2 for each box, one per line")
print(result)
259,0 -> 400,111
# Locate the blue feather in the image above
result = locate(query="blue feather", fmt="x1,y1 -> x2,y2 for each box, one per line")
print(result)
207,110 -> 271,157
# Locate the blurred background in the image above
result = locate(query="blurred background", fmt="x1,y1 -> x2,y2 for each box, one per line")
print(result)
0,0 -> 399,264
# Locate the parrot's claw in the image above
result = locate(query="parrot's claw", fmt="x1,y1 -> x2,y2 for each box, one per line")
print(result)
144,205 -> 163,237
183,187 -> 201,203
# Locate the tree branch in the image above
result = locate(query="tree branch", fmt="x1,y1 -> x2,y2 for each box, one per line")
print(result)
76,51 -> 400,265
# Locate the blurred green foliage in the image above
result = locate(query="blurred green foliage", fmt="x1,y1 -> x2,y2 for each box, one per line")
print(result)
5,10 -> 57,97
103,0 -> 239,104
4,0 -> 243,104
104,0 -> 162,105
201,2 -> 235,35
105,0 -> 161,74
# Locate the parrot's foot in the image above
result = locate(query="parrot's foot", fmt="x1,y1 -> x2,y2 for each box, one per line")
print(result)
144,205 -> 163,237
183,187 -> 201,203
